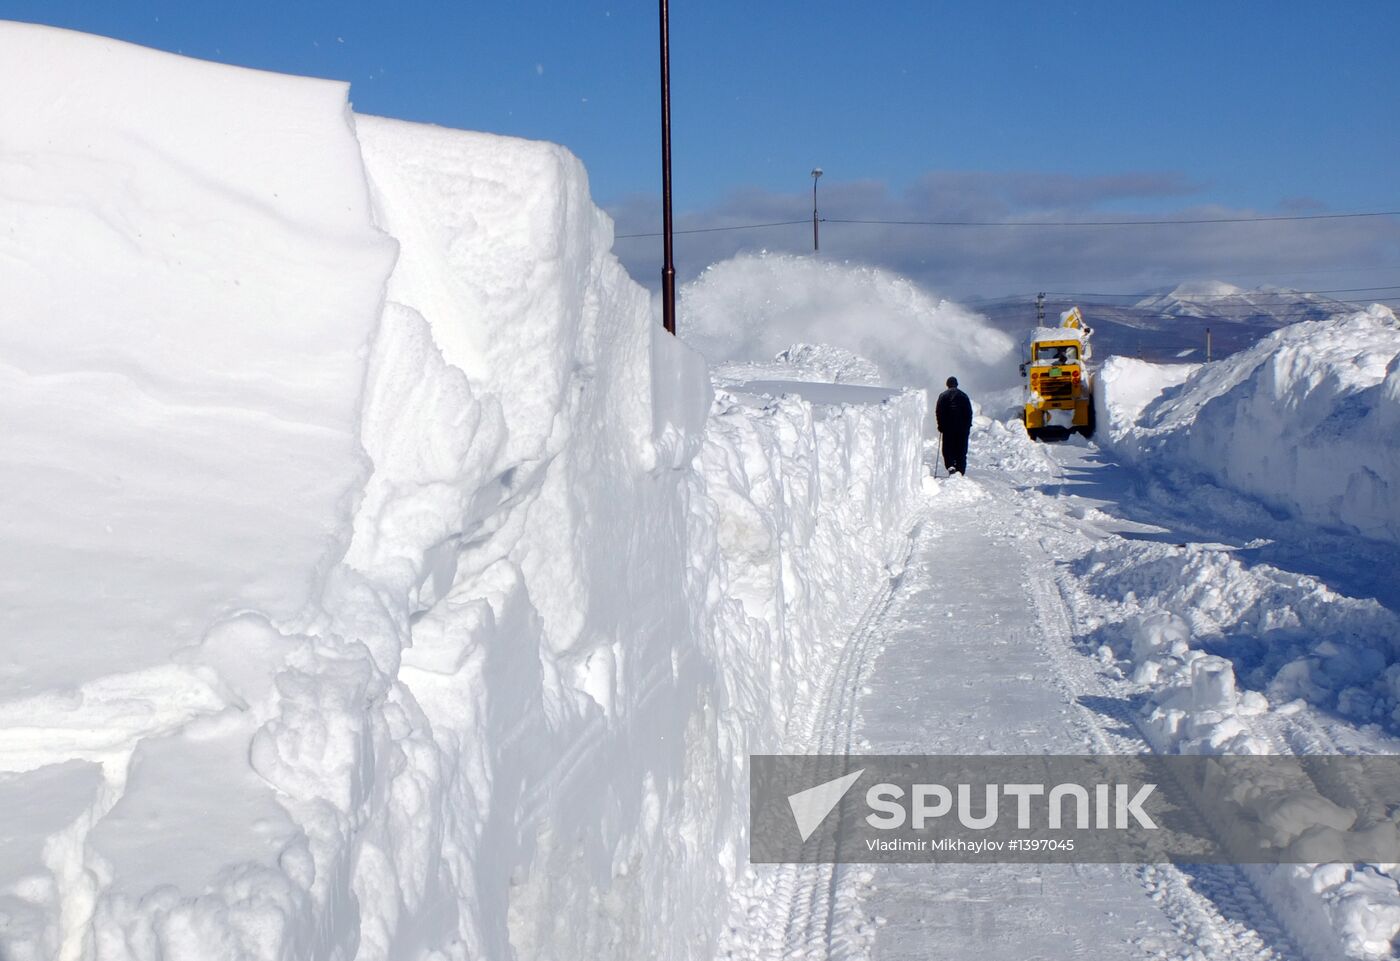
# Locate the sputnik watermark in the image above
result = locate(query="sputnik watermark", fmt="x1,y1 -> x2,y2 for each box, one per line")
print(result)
863,780 -> 1157,830
751,755 -> 1400,864
865,837 -> 1071,854
787,770 -> 864,842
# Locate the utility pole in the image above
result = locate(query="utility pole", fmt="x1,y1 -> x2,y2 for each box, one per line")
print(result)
659,0 -> 676,335
1036,291 -> 1046,325
811,168 -> 823,252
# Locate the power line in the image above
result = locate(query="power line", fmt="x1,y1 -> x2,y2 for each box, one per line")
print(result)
1303,297 -> 1400,306
1039,284 -> 1400,300
964,264 -> 1400,293
616,219 -> 807,239
826,211 -> 1400,227
1045,295 -> 1399,308
1046,295 -> 1400,304
979,287 -> 1400,310
613,208 -> 1400,239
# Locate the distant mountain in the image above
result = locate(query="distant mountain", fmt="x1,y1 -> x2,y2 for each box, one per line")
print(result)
968,283 -> 1357,363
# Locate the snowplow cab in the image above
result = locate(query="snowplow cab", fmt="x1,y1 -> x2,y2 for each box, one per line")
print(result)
1021,307 -> 1095,440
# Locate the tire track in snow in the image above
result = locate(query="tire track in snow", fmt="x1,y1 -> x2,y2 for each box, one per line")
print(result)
723,507 -> 928,961
1027,528 -> 1306,961
799,512 -> 927,961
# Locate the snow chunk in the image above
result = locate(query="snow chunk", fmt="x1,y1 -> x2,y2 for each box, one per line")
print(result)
771,344 -> 885,384
1095,355 -> 1198,438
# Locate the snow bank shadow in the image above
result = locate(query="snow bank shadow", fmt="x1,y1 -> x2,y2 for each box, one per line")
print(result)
1061,447 -> 1400,617
1074,693 -> 1151,742
1196,626 -> 1400,736
1167,863 -> 1308,959
1068,543 -> 1400,737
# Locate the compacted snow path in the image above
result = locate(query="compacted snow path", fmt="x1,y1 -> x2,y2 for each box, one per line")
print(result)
856,507 -> 1184,958
849,498 -> 1292,960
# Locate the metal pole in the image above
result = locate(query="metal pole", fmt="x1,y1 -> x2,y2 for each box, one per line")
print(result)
1206,327 -> 1212,362
659,0 -> 676,335
811,168 -> 822,252
1036,291 -> 1045,325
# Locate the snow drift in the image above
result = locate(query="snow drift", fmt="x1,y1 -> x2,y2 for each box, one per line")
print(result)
0,22 -> 927,961
1097,306 -> 1400,546
678,253 -> 1018,401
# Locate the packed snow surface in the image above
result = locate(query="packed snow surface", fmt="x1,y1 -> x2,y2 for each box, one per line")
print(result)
1026,325 -> 1088,346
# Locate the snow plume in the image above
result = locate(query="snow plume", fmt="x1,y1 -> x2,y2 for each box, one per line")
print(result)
0,22 -> 928,961
677,253 -> 1018,401
1098,306 -> 1400,545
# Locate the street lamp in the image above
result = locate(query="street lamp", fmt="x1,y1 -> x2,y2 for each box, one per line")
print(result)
811,168 -> 823,252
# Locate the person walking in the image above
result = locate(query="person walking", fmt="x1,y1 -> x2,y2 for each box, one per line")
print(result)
935,376 -> 973,475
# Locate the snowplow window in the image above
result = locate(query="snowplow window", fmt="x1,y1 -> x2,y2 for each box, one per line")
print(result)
1034,345 -> 1078,363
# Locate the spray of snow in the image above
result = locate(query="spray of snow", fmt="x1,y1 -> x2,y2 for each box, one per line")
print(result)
677,253 -> 1018,402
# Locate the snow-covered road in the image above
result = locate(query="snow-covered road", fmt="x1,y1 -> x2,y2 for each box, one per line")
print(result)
733,419 -> 1400,961
857,507 -> 1209,960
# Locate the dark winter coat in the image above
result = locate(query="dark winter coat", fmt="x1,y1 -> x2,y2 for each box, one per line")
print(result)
935,387 -> 973,437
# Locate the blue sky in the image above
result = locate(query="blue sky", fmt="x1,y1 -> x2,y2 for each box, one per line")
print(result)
3,1 -> 1398,297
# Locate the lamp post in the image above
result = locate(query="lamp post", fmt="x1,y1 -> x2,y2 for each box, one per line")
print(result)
811,167 -> 823,252
659,0 -> 676,334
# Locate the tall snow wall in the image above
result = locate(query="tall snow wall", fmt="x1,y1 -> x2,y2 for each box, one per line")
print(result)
1096,307 -> 1400,546
0,22 -> 927,961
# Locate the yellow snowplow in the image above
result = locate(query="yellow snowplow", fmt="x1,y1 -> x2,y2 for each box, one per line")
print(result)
1021,306 -> 1095,440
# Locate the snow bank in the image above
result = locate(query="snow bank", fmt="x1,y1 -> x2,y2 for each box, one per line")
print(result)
0,21 -> 395,700
701,373 -> 925,739
678,253 -> 1018,402
1076,536 -> 1400,959
1098,308 -> 1400,545
0,24 -> 394,958
0,22 -> 928,961
1093,356 -> 1199,439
